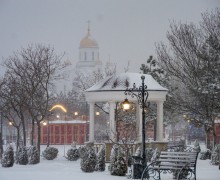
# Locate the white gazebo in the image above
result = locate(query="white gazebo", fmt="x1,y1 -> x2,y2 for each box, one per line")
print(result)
85,73 -> 168,143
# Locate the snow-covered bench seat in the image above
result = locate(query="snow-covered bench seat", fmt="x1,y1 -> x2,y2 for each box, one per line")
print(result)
141,151 -> 199,180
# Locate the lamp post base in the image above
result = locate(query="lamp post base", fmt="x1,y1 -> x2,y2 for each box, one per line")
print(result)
132,163 -> 143,179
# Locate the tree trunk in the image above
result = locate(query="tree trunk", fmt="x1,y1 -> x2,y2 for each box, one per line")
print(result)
16,127 -> 20,151
21,120 -> 26,147
31,119 -> 35,145
37,121 -> 41,153
0,132 -> 3,159
206,131 -> 211,150
212,129 -> 217,146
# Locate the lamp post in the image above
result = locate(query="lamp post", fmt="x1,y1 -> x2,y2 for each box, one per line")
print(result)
122,75 -> 149,175
42,121 -> 50,147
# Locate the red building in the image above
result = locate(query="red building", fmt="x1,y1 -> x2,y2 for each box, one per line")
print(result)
40,120 -> 89,145
212,120 -> 220,144
206,119 -> 220,145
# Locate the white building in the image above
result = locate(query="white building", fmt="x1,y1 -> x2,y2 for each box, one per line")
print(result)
76,23 -> 102,71
56,23 -> 103,92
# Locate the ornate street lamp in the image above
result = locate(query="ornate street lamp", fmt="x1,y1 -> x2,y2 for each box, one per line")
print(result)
122,75 -> 149,175
122,98 -> 130,110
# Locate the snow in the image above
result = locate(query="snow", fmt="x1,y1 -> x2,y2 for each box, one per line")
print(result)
86,73 -> 168,92
0,145 -> 219,180
49,119 -> 87,124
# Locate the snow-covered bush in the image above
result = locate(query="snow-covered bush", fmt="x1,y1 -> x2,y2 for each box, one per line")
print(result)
211,144 -> 220,165
1,145 -> 14,167
66,147 -> 80,161
151,148 -> 160,162
109,144 -> 127,176
146,148 -> 154,162
79,146 -> 87,159
193,140 -> 201,152
95,144 -> 105,171
80,143 -> 97,172
42,147 -> 58,160
17,146 -> 28,165
200,149 -> 211,160
27,146 -> 40,164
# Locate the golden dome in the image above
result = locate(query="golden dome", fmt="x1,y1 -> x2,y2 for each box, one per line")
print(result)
79,25 -> 98,48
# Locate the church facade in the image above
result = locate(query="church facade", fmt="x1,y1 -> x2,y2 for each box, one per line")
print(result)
76,23 -> 102,70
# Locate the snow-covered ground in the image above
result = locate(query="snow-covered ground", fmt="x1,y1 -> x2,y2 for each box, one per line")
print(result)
0,145 -> 219,180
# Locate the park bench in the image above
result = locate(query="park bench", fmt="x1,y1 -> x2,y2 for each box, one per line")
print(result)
141,151 -> 199,180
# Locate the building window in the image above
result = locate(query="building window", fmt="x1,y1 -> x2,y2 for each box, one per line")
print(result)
92,52 -> 94,61
84,52 -> 87,61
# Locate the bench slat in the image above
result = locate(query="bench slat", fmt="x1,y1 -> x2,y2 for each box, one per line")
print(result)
160,155 -> 196,158
158,159 -> 193,163
160,151 -> 197,155
153,166 -> 184,171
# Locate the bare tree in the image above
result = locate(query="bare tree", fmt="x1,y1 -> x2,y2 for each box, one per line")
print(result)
156,8 -> 220,147
1,44 -> 65,152
0,72 -> 29,147
140,56 -> 180,131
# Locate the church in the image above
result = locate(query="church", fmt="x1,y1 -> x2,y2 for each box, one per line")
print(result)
55,22 -> 104,93
40,23 -> 104,146
76,22 -> 102,70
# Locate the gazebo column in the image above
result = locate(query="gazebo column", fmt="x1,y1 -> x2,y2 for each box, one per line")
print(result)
109,101 -> 116,141
89,102 -> 95,142
156,101 -> 164,141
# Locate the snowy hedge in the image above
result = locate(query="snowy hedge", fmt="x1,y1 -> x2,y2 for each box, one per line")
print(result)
80,143 -> 97,172
27,146 -> 40,164
42,147 -> 58,160
66,148 -> 80,161
16,146 -> 28,165
109,144 -> 127,176
1,145 -> 14,167
95,144 -> 105,171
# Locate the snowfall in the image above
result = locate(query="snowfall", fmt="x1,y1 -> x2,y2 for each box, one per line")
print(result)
0,144 -> 219,180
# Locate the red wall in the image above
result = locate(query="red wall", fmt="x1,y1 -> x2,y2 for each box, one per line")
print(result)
41,123 -> 88,145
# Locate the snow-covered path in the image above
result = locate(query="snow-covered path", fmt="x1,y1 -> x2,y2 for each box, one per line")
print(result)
1,155 -> 219,180
0,145 -> 219,180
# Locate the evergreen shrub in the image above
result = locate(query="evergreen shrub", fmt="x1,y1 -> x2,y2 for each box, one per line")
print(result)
66,148 -> 80,161
42,147 -> 58,160
1,146 -> 14,167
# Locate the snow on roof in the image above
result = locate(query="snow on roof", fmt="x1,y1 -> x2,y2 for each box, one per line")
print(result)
49,119 -> 87,124
86,73 -> 168,92
215,119 -> 220,123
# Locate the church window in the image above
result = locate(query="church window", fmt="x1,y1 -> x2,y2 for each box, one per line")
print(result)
84,52 -> 87,61
92,52 -> 94,61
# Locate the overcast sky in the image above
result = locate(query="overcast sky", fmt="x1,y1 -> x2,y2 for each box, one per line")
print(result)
0,0 -> 219,75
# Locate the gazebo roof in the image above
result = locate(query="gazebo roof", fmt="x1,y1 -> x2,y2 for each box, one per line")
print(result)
86,73 -> 167,92
85,73 -> 168,102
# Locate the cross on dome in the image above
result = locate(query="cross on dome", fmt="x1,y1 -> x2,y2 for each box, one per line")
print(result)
79,20 -> 98,48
